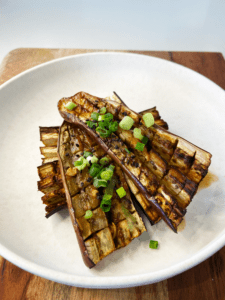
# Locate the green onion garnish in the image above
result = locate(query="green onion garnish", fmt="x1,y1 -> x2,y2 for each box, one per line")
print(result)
100,157 -> 109,165
104,113 -> 113,120
96,127 -> 111,138
135,142 -> 145,151
105,176 -> 117,195
90,156 -> 98,164
91,112 -> 99,121
149,240 -> 158,249
74,160 -> 83,167
89,163 -> 102,177
102,194 -> 112,201
100,194 -> 113,212
74,157 -> 89,171
100,170 -> 113,181
143,113 -> 154,128
116,187 -> 126,198
84,210 -> 93,219
93,178 -> 108,188
86,121 -> 95,128
100,199 -> 111,212
142,136 -> 148,145
125,148 -> 131,154
83,151 -> 92,158
108,165 -> 115,171
98,113 -> 113,122
133,128 -> 144,140
100,107 -> 106,114
98,120 -> 109,129
98,115 -> 106,121
119,116 -> 134,130
109,121 -> 118,132
64,102 -> 77,110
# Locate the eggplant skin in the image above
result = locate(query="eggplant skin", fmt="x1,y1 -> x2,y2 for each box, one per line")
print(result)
57,91 -> 212,232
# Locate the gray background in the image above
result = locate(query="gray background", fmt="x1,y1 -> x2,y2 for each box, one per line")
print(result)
0,0 -> 225,63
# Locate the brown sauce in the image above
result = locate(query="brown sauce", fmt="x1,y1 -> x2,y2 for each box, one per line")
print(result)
177,172 -> 218,232
177,217 -> 186,232
198,172 -> 218,191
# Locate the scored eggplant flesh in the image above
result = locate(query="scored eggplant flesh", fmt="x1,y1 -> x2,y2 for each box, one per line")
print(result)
57,121 -> 146,267
38,101 -> 168,218
57,91 -> 212,232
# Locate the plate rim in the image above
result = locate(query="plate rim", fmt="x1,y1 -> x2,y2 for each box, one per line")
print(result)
0,51 -> 224,288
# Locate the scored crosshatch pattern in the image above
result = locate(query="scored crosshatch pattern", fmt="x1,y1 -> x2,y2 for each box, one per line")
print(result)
38,122 -> 146,266
58,122 -> 146,266
58,92 -> 211,230
38,103 -> 169,218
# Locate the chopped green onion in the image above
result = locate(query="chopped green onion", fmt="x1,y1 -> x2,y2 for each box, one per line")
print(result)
142,136 -> 149,145
105,176 -> 117,195
135,142 -> 145,152
119,116 -> 134,130
109,121 -> 118,132
100,107 -> 106,114
100,199 -> 111,212
149,240 -> 158,249
101,170 -> 113,181
96,127 -> 111,138
108,165 -> 115,171
98,120 -> 109,129
116,187 -> 126,198
84,210 -> 93,219
143,113 -> 154,128
64,102 -> 77,110
133,128 -> 144,140
74,157 -> 89,171
100,157 -> 109,165
86,121 -> 95,128
100,194 -> 113,212
98,113 -> 113,122
74,160 -> 83,167
90,156 -> 98,164
91,112 -> 99,121
93,178 -> 108,188
102,194 -> 112,201
83,151 -> 92,158
125,148 -> 131,154
89,163 -> 102,177
104,113 -> 113,120
98,115 -> 106,121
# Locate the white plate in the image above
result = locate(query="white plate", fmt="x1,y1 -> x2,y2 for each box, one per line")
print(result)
0,52 -> 224,288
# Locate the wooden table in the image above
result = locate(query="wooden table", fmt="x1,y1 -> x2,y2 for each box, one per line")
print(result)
0,49 -> 225,300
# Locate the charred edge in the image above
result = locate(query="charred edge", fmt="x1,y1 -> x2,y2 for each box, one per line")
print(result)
110,93 -> 211,160
57,122 -> 95,268
113,92 -> 169,130
154,124 -> 212,159
58,112 -> 177,233
113,91 -> 127,106
45,203 -> 67,218
129,192 -> 155,226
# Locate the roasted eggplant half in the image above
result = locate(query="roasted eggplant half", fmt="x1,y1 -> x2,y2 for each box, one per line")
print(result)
56,121 -> 146,267
38,101 -> 168,218
57,91 -> 212,232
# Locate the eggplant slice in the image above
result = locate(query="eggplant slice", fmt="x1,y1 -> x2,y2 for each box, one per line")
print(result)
38,124 -> 146,267
38,101 -> 168,218
56,121 -> 146,267
57,91 -> 212,233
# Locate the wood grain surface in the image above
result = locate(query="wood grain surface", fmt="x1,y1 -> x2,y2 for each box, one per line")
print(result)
0,49 -> 225,300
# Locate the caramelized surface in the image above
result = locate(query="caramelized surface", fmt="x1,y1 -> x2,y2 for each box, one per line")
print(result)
58,92 -> 212,229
